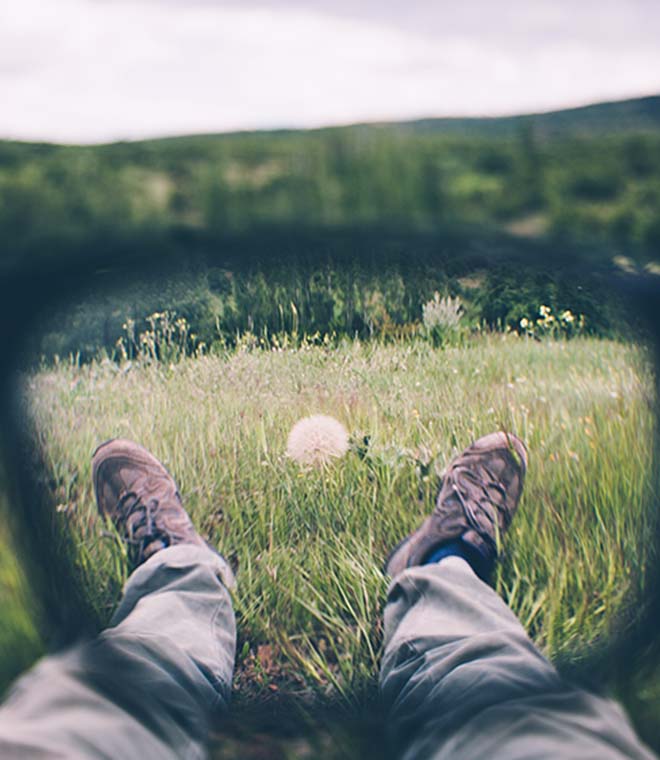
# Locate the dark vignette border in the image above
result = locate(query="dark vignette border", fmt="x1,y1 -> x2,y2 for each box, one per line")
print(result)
0,227 -> 658,747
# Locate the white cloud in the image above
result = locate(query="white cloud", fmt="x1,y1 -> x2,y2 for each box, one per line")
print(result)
1,0 -> 659,143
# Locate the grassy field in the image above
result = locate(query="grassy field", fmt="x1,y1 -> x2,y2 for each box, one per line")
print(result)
0,520 -> 43,690
18,333 -> 657,754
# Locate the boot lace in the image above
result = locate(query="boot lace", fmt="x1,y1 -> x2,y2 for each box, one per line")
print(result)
449,462 -> 508,553
116,491 -> 169,564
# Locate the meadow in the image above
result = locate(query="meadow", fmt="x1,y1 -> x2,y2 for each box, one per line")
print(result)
2,91 -> 659,758
19,332 -> 657,755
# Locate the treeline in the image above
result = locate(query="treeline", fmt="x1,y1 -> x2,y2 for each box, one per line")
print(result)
5,98 -> 656,359
2,109 -> 660,272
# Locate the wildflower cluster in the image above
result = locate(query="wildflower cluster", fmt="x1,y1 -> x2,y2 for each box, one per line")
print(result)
519,305 -> 586,339
422,293 -> 463,347
115,311 -> 204,364
234,329 -> 337,354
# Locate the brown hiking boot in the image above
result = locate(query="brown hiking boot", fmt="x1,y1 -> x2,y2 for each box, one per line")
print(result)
92,439 -> 207,566
385,431 -> 527,578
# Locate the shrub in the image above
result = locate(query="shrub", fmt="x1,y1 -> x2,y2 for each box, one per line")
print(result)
422,293 -> 463,347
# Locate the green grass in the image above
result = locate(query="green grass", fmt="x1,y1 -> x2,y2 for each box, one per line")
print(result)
22,334 -> 656,713
0,517 -> 43,692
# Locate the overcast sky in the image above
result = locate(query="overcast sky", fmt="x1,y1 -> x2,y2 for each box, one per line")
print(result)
3,0 -> 660,143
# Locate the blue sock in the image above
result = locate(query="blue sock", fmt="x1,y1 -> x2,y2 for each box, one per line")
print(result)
424,539 -> 493,580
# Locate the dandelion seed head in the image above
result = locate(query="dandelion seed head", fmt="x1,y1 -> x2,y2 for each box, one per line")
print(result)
286,414 -> 349,466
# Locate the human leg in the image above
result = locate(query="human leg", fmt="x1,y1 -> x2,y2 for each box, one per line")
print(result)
0,439 -> 236,759
0,544 -> 235,760
381,432 -> 655,760
381,557 -> 653,760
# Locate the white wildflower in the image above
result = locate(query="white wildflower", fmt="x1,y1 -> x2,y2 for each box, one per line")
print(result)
422,293 -> 463,332
286,415 -> 349,466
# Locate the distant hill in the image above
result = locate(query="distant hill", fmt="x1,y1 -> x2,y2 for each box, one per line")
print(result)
1,95 -> 659,153
122,94 -> 660,149
1,93 -> 659,278
377,95 -> 660,140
